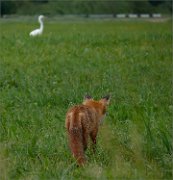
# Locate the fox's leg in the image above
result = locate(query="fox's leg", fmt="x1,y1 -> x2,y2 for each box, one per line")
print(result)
83,133 -> 89,151
81,120 -> 89,151
90,129 -> 98,152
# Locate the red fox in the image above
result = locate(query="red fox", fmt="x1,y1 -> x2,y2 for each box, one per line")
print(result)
65,95 -> 110,166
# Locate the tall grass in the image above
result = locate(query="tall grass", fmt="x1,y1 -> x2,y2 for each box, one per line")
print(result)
0,18 -> 172,179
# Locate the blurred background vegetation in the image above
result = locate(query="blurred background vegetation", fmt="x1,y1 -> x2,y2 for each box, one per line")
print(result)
1,0 -> 172,17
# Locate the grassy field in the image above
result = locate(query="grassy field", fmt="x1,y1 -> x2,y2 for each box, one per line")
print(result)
0,17 -> 172,179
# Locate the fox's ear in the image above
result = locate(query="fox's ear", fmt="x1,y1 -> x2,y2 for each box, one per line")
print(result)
84,95 -> 92,100
100,95 -> 110,105
83,95 -> 92,105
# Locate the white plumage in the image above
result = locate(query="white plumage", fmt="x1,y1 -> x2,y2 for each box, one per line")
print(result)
30,15 -> 44,37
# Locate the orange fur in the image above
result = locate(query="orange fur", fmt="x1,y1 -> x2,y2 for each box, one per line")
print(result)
65,95 -> 110,166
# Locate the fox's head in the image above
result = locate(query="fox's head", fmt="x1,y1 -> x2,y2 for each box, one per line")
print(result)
83,95 -> 110,124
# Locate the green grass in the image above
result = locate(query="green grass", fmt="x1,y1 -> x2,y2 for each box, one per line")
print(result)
0,18 -> 172,179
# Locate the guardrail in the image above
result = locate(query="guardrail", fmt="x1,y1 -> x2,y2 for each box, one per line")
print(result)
88,13 -> 162,18
2,13 -> 163,19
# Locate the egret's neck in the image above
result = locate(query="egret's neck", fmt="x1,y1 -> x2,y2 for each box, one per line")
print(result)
39,19 -> 44,31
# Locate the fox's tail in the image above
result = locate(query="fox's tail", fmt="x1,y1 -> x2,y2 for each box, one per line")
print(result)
68,127 -> 86,166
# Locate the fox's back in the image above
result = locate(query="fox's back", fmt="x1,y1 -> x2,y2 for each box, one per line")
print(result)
65,105 -> 98,133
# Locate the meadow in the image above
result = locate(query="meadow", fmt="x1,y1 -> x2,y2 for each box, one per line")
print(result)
0,17 -> 172,179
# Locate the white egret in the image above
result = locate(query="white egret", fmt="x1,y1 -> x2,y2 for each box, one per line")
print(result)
30,15 -> 44,37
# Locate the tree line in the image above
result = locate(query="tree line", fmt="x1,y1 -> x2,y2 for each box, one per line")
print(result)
1,0 -> 172,17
